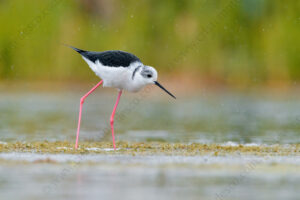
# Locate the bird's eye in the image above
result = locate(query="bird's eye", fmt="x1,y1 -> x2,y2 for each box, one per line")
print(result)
147,74 -> 152,78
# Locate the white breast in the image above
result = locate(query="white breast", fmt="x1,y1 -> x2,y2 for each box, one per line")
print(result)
82,57 -> 143,92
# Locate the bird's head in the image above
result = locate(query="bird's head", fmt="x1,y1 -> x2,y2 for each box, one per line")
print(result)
140,66 -> 158,84
139,66 -> 176,99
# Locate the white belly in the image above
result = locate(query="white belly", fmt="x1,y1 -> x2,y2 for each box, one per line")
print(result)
82,57 -> 143,92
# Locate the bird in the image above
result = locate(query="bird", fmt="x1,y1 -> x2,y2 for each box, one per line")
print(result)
66,45 -> 176,150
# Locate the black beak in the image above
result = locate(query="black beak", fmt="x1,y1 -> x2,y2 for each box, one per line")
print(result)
154,81 -> 176,99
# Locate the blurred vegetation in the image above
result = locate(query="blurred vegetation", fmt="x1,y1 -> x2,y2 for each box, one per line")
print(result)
0,0 -> 299,87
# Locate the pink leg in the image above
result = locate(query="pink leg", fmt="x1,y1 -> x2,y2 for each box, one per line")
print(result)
110,90 -> 123,150
75,80 -> 103,149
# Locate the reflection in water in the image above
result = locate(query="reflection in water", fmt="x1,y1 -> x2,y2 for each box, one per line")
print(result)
0,90 -> 300,200
0,91 -> 299,144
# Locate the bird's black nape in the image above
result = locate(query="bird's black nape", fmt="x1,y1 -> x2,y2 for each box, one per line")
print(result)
154,81 -> 176,99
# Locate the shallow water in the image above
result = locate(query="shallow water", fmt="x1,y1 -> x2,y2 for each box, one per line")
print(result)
1,152 -> 300,200
1,90 -> 300,144
0,89 -> 300,200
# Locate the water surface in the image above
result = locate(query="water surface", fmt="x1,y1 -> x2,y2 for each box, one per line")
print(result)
1,90 -> 299,144
0,89 -> 300,200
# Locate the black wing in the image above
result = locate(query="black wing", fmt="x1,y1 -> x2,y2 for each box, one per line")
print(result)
68,46 -> 141,67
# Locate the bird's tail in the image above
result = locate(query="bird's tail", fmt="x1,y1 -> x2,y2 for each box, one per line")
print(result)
62,44 -> 86,54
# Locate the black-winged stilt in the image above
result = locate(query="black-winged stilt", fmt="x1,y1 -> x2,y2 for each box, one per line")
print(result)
67,45 -> 176,150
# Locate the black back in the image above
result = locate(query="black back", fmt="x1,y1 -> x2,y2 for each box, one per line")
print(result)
69,46 -> 141,67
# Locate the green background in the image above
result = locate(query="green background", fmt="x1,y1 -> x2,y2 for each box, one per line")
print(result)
0,0 -> 299,87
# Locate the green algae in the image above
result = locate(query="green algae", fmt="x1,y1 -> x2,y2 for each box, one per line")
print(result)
0,141 -> 299,156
